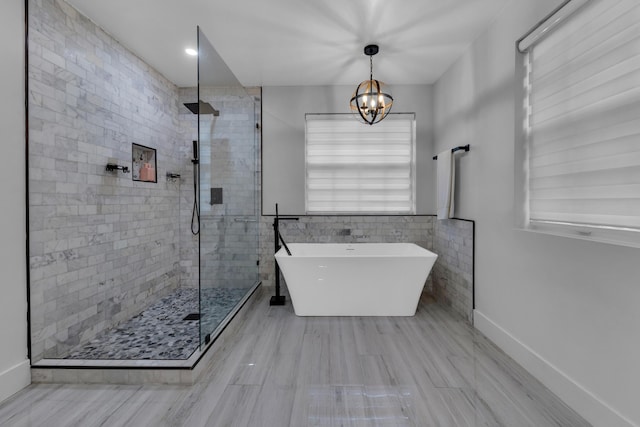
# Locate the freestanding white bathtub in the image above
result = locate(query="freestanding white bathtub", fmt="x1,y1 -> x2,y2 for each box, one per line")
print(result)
275,243 -> 437,316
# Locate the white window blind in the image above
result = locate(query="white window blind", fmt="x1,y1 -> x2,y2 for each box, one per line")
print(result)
523,0 -> 640,232
305,115 -> 416,214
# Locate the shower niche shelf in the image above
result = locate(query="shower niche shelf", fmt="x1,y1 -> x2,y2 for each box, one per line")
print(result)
132,143 -> 157,183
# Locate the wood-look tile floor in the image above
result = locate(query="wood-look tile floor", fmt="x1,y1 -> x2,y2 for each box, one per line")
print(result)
0,289 -> 591,426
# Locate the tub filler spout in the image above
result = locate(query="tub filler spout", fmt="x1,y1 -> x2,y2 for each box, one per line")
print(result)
270,203 -> 298,306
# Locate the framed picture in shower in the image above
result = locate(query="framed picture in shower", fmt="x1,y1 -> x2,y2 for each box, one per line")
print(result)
132,143 -> 157,183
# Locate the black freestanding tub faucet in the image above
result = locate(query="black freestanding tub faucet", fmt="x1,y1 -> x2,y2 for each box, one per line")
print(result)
271,203 -> 298,306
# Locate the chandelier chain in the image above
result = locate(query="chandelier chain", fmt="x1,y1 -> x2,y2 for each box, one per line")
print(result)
370,55 -> 373,82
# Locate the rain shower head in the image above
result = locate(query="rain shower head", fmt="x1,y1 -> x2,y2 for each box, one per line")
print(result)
183,100 -> 220,116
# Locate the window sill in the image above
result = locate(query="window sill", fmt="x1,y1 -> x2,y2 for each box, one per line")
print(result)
519,221 -> 640,250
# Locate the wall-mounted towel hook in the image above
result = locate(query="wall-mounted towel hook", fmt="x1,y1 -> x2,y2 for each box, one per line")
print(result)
106,163 -> 130,173
166,172 -> 181,182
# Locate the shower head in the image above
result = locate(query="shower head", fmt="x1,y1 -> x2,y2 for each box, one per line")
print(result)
183,100 -> 220,116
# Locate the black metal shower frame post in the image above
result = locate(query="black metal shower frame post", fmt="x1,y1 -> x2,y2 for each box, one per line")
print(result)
196,26 -> 203,346
24,0 -> 32,361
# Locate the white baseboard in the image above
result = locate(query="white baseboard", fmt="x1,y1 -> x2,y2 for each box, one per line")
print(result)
474,310 -> 637,427
0,360 -> 30,404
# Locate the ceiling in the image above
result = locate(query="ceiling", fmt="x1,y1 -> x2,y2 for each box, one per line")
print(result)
66,0 -> 509,88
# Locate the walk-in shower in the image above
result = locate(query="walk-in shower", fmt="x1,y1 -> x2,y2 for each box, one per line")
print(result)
27,0 -> 260,368
193,26 -> 261,349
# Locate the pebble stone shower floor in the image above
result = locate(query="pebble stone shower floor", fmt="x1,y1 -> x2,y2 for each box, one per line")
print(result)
64,287 -> 250,360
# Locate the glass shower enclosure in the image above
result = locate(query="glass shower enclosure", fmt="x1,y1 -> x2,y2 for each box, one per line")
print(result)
195,27 -> 261,347
26,5 -> 259,364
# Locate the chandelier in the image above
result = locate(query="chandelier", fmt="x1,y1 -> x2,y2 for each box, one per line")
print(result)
349,44 -> 393,125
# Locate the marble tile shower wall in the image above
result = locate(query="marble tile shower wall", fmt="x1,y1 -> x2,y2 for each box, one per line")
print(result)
259,216 -> 435,289
178,87 -> 261,289
432,219 -> 474,322
177,89 -> 200,290
28,0 -> 190,361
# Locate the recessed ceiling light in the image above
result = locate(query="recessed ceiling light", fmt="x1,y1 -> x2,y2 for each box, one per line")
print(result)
185,48 -> 198,56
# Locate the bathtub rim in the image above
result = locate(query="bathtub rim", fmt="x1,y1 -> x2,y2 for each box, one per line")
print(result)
275,242 -> 437,259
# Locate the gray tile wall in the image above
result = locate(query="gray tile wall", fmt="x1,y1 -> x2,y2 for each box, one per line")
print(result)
178,87 -> 261,289
28,0 -> 262,361
432,219 -> 474,322
28,0 -> 191,361
177,88 -> 200,290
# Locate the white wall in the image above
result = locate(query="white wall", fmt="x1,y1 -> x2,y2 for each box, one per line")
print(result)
262,85 -> 435,215
434,1 -> 640,426
0,0 -> 30,403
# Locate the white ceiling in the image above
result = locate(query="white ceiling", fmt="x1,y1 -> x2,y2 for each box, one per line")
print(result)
66,0 -> 509,88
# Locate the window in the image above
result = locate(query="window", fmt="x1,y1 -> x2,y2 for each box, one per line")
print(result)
305,114 -> 416,214
516,0 -> 640,247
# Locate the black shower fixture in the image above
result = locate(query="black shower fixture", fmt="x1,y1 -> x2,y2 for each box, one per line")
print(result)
191,140 -> 200,235
183,100 -> 220,116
